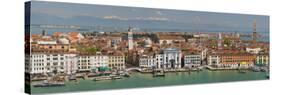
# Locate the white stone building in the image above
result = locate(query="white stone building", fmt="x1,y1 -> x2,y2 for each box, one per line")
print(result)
77,55 -> 91,72
64,54 -> 78,74
139,54 -> 156,69
155,54 -> 164,68
184,54 -> 201,67
37,40 -> 57,45
108,52 -> 125,70
207,55 -> 221,66
45,54 -> 67,74
256,54 -> 269,66
139,48 -> 182,69
26,53 -> 78,75
162,48 -> 182,69
200,49 -> 208,60
90,55 -> 109,69
144,38 -> 152,48
27,53 -> 46,74
246,47 -> 262,54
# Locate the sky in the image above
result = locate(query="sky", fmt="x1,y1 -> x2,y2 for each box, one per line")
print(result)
29,1 -> 270,33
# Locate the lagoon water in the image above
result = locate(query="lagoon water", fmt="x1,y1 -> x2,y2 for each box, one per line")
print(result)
31,70 -> 268,94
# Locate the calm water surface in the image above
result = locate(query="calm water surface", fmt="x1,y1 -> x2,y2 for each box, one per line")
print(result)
31,70 -> 268,94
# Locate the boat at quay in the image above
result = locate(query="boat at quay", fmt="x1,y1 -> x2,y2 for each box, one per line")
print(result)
31,69 -> 268,94
33,80 -> 65,87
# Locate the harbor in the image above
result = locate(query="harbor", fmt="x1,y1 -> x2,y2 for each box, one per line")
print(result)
30,69 -> 269,94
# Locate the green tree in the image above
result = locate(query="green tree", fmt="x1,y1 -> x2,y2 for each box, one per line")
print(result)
224,38 -> 231,47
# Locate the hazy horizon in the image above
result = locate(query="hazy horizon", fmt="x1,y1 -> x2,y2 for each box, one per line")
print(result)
28,1 -> 269,34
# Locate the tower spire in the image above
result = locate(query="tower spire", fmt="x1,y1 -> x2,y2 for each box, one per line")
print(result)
252,19 -> 258,44
128,26 -> 134,50
218,32 -> 222,50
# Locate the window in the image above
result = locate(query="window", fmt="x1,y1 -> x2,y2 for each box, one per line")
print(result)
53,62 -> 58,66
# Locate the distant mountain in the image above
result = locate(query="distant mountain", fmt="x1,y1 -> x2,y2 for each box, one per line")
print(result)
31,13 -> 267,32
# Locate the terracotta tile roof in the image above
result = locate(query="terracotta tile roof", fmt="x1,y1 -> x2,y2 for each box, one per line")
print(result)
31,34 -> 41,37
158,35 -> 185,40
53,32 -> 63,36
68,32 -> 80,36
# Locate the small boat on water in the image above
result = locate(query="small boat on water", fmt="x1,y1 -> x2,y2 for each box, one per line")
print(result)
111,76 -> 122,80
93,76 -> 112,81
251,67 -> 261,72
120,72 -> 130,77
238,69 -> 247,74
123,72 -> 130,77
260,68 -> 267,72
33,81 -> 65,87
69,74 -> 77,81
153,70 -> 165,77
154,73 -> 165,77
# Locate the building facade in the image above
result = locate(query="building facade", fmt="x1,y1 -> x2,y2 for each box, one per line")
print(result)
207,54 -> 220,66
220,54 -> 255,68
162,48 -> 182,69
256,54 -> 269,66
139,54 -> 156,69
246,47 -> 262,54
90,55 -> 109,69
27,53 -> 46,74
26,53 -> 78,74
128,27 -> 134,50
155,54 -> 164,68
77,55 -> 91,72
64,54 -> 78,75
184,54 -> 201,67
36,44 -> 70,51
108,55 -> 125,70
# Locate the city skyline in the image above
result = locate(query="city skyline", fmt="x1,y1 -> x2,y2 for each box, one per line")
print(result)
25,1 -> 270,94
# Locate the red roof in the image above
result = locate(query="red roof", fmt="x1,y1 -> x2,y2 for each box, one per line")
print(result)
68,32 -> 80,37
53,32 -> 63,37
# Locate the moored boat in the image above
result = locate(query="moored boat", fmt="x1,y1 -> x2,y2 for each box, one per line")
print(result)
92,76 -> 112,81
153,70 -> 165,77
33,81 -> 65,87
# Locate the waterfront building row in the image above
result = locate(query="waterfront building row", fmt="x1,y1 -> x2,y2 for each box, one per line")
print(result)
25,52 -> 125,74
207,53 -> 269,68
139,48 -> 204,69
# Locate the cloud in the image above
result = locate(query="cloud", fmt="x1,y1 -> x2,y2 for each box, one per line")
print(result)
136,17 -> 169,21
102,15 -> 169,21
32,7 -> 94,19
103,16 -> 128,20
